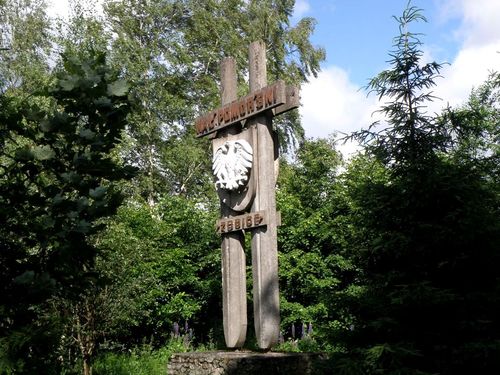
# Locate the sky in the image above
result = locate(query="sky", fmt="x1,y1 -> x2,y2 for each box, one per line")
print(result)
293,0 -> 500,154
48,0 -> 500,155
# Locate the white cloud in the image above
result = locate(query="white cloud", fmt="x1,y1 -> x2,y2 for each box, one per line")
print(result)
300,0 -> 500,158
300,66 -> 379,156
293,0 -> 311,18
47,0 -> 70,18
431,42 -> 500,112
430,0 -> 500,112
47,0 -> 104,19
451,0 -> 500,48
300,66 -> 377,137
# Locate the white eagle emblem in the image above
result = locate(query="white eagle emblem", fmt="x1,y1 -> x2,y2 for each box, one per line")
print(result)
213,140 -> 253,191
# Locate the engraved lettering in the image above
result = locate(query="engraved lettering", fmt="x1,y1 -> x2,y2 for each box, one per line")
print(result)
231,102 -> 239,121
210,112 -> 217,128
265,86 -> 274,106
195,118 -> 204,134
239,101 -> 246,117
254,213 -> 263,225
215,211 -> 270,234
255,92 -> 263,110
203,116 -> 210,132
247,97 -> 254,114
195,81 -> 292,137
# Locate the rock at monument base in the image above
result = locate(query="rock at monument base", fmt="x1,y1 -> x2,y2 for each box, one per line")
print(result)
166,351 -> 328,375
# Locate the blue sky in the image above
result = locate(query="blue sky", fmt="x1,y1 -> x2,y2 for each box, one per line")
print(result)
296,0 -> 461,85
295,0 -> 500,152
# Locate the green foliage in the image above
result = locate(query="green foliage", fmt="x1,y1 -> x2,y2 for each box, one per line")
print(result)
0,50 -> 134,373
86,195 -> 220,348
243,0 -> 325,151
277,138 -> 357,348
274,335 -> 321,354
440,71 -> 500,173
350,1 -> 445,172
331,3 -> 500,374
90,335 -> 216,375
0,0 -> 53,95
91,344 -> 179,375
100,0 -> 325,203
1,50 -> 133,286
55,0 -> 109,58
336,154 -> 500,374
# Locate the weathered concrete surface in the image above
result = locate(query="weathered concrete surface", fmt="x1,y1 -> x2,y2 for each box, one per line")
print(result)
167,351 -> 328,375
219,57 -> 247,348
248,41 -> 280,350
221,230 -> 247,348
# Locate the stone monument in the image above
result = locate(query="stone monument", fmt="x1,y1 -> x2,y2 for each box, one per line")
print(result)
195,41 -> 299,350
167,41 -> 329,375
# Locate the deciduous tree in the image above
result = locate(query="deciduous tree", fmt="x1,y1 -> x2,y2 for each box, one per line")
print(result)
0,50 -> 134,374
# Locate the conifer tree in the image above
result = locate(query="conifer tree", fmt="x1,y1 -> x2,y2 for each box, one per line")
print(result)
334,3 -> 500,374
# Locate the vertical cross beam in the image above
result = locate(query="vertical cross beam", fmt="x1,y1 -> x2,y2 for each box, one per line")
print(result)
219,58 -> 247,349
248,41 -> 280,349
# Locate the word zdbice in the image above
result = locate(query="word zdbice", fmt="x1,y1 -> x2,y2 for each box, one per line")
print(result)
195,81 -> 285,137
216,212 -> 266,234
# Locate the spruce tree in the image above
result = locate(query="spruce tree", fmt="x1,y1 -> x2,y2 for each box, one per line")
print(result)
335,3 -> 500,374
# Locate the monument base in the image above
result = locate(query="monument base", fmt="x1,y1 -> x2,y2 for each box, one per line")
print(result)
167,351 -> 328,375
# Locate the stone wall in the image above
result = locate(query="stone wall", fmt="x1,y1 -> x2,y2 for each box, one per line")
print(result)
167,351 -> 328,375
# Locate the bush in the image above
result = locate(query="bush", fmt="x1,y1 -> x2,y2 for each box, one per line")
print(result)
92,343 -> 181,375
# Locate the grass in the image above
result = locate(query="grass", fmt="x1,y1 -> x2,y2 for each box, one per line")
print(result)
92,339 -> 189,375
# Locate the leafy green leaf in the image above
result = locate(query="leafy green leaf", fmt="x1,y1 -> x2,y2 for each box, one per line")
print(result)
107,80 -> 129,97
33,145 -> 55,160
60,171 -> 80,184
15,146 -> 35,161
79,128 -> 96,140
90,186 -> 107,199
40,215 -> 55,229
40,119 -> 53,132
13,271 -> 35,285
59,76 -> 79,91
94,96 -> 112,107
76,219 -> 91,233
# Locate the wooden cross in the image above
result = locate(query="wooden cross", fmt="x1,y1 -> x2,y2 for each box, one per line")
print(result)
195,41 -> 299,349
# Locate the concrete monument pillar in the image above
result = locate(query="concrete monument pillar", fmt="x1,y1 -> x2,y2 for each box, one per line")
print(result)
219,57 -> 247,348
248,41 -> 280,349
194,42 -> 299,350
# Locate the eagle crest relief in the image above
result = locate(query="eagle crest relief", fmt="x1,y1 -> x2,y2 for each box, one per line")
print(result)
213,140 -> 253,191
